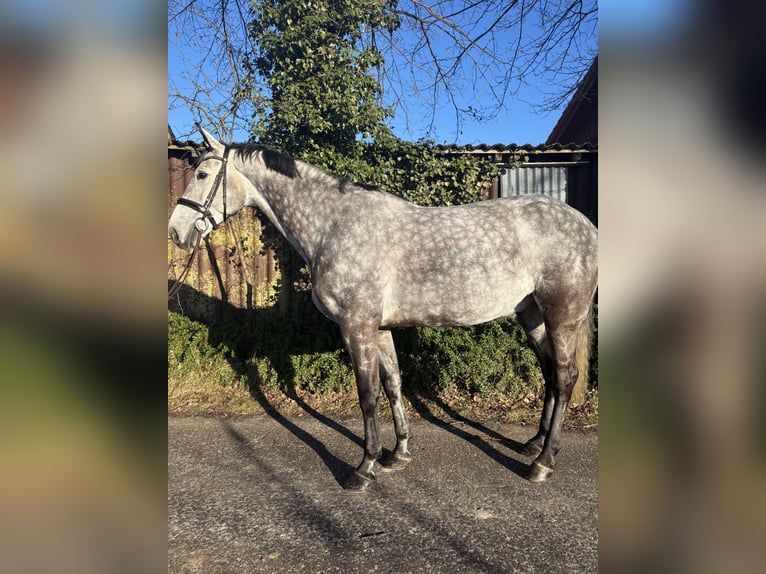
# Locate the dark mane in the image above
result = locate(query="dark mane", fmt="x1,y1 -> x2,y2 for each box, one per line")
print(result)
229,142 -> 299,179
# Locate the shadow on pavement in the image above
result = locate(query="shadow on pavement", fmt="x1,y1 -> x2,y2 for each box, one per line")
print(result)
405,390 -> 532,480
246,383 -> 356,488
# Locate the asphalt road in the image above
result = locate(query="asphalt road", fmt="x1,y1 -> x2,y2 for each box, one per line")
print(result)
169,413 -> 597,573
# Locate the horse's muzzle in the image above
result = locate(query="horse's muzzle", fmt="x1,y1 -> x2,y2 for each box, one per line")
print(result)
169,225 -> 194,249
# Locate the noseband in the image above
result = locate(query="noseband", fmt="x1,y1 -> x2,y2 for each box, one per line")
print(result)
176,146 -> 232,231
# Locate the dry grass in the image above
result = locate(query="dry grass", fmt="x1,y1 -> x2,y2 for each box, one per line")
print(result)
168,374 -> 261,417
168,374 -> 598,430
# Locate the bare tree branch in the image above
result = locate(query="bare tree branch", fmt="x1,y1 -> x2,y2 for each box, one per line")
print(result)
168,0 -> 259,139
365,0 -> 595,137
168,0 -> 597,140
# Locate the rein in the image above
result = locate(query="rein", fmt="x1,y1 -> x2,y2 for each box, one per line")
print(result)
167,230 -> 203,301
167,145 -> 231,301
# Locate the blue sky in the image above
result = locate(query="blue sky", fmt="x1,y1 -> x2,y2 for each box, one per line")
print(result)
168,61 -> 564,146
382,82 -> 565,146
167,49 -> 565,146
168,4 -> 599,146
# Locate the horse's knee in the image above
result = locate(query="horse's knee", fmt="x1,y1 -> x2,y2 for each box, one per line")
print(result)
359,391 -> 378,411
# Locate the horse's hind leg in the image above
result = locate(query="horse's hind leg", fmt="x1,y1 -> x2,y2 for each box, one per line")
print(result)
527,315 -> 582,483
516,301 -> 556,458
377,330 -> 412,471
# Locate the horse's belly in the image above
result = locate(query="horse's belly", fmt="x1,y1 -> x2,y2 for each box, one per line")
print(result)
380,276 -> 532,328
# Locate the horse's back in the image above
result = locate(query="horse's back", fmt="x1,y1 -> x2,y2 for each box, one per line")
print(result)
394,195 -> 596,282
377,195 -> 597,327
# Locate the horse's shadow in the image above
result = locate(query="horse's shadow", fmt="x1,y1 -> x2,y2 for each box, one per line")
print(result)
169,281 -> 533,484
403,389 -> 531,479
248,384 -> 357,486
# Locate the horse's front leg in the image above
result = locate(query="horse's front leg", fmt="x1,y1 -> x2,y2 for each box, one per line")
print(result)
341,321 -> 382,492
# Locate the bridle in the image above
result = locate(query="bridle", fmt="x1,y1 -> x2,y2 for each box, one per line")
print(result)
176,145 -> 231,232
168,144 -> 231,301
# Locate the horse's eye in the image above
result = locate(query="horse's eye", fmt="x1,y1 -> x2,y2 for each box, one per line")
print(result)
196,172 -> 208,180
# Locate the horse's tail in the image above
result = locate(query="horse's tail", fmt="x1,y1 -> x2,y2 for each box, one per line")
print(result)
571,305 -> 595,405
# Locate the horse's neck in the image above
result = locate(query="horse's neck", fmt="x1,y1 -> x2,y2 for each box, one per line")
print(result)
247,164 -> 336,265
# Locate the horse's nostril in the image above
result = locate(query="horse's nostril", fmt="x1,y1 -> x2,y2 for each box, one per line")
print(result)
169,227 -> 180,244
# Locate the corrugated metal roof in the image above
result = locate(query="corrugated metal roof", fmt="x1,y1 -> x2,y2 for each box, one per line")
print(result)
166,128 -> 597,156
435,142 -> 597,153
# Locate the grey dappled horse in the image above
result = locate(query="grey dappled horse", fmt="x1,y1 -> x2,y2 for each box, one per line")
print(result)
168,128 -> 598,492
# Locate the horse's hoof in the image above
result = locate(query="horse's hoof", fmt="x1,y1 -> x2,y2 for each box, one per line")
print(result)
527,461 -> 554,483
343,470 -> 376,492
379,451 -> 412,472
520,441 -> 543,457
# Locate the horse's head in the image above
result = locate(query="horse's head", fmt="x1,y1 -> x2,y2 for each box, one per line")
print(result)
168,127 -> 249,249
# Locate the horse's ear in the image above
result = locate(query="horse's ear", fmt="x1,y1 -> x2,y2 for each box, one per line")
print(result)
196,124 -> 224,153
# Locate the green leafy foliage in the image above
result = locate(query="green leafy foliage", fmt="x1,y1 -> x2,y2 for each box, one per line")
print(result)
247,0 -> 398,154
168,304 -> 597,404
396,318 -> 542,399
246,1 -> 498,205
167,309 -> 544,401
301,134 -> 498,206
290,350 -> 355,393
167,312 -> 244,388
